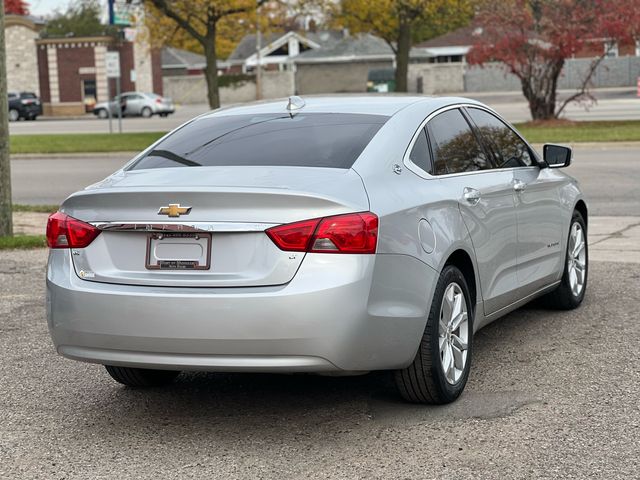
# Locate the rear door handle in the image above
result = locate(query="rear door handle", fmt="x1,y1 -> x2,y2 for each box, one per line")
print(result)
513,180 -> 526,193
463,187 -> 481,205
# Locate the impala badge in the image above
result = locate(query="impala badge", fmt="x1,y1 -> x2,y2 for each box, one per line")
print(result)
158,204 -> 192,218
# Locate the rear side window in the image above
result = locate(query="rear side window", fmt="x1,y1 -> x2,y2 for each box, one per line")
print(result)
408,128 -> 432,173
467,107 -> 534,168
427,109 -> 491,175
130,113 -> 388,170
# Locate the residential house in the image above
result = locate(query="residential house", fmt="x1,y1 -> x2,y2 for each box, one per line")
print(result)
415,24 -> 640,62
292,33 -> 396,94
227,30 -> 344,73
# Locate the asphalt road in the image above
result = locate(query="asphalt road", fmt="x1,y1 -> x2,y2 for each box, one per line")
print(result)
7,88 -> 640,135
1,249 -> 638,479
10,144 -> 640,216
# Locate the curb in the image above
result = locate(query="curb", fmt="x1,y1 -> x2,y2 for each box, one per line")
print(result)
11,152 -> 138,160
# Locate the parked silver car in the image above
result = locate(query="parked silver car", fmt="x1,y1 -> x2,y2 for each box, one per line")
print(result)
93,92 -> 175,118
46,96 -> 587,403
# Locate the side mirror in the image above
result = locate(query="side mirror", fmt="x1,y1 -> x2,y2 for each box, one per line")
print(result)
543,144 -> 572,168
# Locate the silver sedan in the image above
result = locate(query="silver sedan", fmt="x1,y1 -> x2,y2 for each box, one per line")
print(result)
46,96 -> 588,404
93,92 -> 175,118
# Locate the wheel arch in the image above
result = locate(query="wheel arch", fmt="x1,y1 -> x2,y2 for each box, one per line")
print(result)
574,199 -> 588,228
443,248 -> 478,309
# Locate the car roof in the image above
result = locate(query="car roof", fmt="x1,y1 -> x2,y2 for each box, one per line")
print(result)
206,95 -> 482,118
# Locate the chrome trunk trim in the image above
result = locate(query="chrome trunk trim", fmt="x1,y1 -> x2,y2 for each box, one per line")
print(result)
91,221 -> 278,233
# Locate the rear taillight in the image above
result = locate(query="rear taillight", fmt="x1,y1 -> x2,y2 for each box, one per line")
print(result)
266,212 -> 378,254
46,212 -> 100,249
155,98 -> 163,104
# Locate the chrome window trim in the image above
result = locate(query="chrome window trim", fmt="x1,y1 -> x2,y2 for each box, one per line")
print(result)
91,221 -> 278,233
402,103 -> 541,180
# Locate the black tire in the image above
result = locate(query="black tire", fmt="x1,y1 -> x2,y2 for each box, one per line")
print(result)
541,210 -> 588,310
9,109 -> 20,122
104,365 -> 180,387
96,109 -> 108,119
394,265 -> 474,404
141,107 -> 152,118
159,112 -> 168,118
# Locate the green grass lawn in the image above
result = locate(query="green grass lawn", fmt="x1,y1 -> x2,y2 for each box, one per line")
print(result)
0,235 -> 47,250
514,120 -> 640,144
13,204 -> 59,213
8,120 -> 640,155
10,132 -> 166,154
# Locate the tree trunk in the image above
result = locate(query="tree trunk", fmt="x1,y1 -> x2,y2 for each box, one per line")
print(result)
394,19 -> 411,93
0,1 -> 13,237
202,27 -> 220,110
521,59 -> 564,121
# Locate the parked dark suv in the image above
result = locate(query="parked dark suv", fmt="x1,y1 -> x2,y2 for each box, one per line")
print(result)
8,92 -> 43,121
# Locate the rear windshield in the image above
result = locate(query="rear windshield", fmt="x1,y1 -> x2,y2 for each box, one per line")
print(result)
129,113 -> 387,170
20,92 -> 37,99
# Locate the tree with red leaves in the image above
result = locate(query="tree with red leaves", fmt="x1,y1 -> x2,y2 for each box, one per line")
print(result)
467,0 -> 639,120
4,0 -> 29,15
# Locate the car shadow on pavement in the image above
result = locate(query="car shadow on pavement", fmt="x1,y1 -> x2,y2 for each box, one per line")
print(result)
63,300 -> 563,439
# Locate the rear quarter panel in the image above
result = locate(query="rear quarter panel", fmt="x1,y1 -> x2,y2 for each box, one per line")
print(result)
352,99 -> 484,333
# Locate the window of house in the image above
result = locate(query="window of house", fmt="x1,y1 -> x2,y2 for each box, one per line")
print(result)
604,41 -> 619,57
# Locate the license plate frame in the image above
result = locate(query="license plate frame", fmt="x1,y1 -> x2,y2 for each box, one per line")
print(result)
145,232 -> 212,270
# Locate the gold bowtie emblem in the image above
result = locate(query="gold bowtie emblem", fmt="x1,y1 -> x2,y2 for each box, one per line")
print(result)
158,204 -> 192,217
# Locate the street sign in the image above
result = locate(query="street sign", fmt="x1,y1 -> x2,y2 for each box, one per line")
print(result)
108,0 -> 138,26
106,51 -> 121,79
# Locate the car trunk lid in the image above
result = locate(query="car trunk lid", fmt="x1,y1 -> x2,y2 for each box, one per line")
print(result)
61,166 -> 369,287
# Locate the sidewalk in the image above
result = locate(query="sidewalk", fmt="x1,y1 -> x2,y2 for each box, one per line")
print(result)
13,213 -> 640,263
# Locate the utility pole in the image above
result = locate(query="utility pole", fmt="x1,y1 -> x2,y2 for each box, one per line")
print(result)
255,2 -> 262,101
0,0 -> 13,237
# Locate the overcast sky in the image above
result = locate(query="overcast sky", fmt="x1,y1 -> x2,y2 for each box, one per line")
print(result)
28,0 -> 108,17
29,0 -> 71,16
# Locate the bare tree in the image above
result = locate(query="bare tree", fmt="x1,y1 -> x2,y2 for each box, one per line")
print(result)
145,0 -> 267,109
468,0 -> 639,121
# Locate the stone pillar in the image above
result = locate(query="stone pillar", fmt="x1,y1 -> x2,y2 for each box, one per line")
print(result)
94,45 -> 108,102
47,45 -> 59,103
5,24 -> 40,95
133,29 -> 154,93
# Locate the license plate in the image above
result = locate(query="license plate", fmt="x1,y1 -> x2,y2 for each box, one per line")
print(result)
145,232 -> 211,270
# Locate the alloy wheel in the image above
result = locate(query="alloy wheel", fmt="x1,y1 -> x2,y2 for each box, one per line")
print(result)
438,282 -> 469,385
567,222 -> 586,297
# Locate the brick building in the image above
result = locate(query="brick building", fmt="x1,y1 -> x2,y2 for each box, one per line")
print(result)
5,14 -> 162,116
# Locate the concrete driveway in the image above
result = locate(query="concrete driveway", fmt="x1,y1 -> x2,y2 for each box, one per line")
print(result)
0,250 -> 638,479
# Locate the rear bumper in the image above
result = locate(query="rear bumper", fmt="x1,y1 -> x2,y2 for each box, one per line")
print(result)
19,104 -> 42,117
46,250 -> 436,372
154,105 -> 175,114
